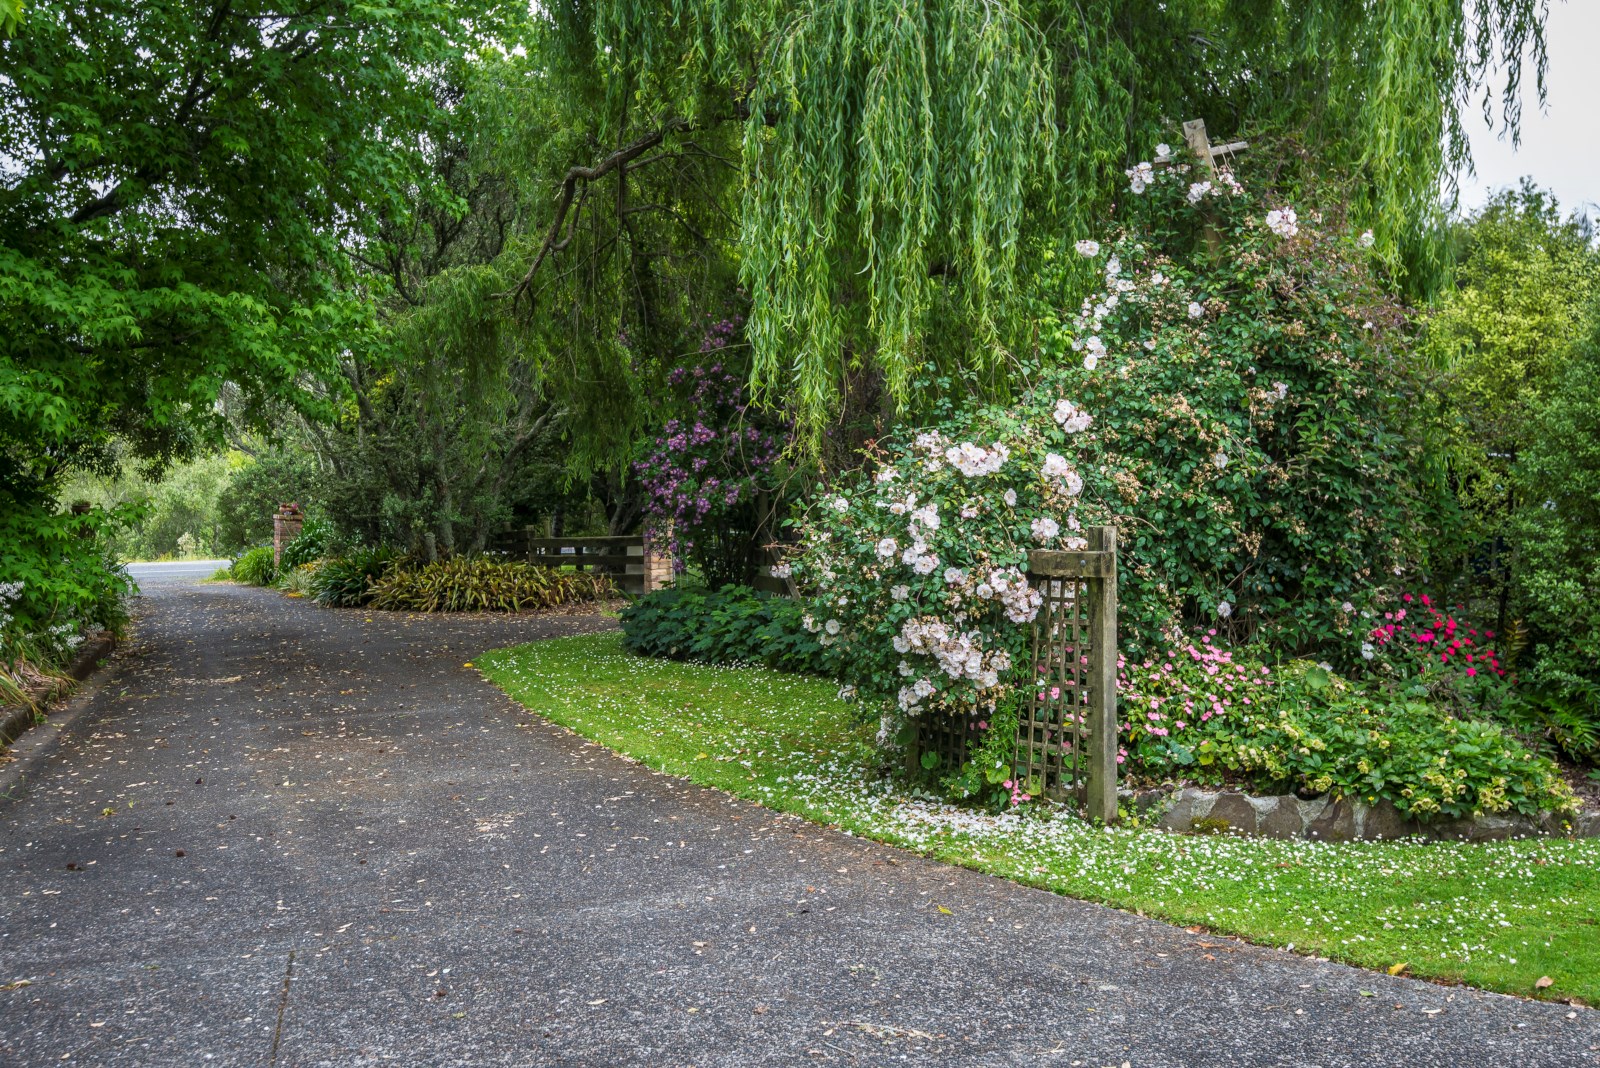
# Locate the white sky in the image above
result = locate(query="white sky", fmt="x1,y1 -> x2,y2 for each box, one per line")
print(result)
1456,0 -> 1600,224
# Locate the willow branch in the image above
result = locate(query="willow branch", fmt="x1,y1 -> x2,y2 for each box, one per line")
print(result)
501,118 -> 687,305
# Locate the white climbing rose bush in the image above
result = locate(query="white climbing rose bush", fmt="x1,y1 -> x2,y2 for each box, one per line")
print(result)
787,393 -> 1108,732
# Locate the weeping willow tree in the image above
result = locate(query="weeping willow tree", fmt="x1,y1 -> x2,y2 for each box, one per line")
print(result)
509,0 -> 1548,446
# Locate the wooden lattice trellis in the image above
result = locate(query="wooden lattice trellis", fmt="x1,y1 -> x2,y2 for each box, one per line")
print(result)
911,525 -> 1119,824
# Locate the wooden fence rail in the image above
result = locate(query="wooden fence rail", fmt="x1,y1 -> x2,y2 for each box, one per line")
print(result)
488,530 -> 671,596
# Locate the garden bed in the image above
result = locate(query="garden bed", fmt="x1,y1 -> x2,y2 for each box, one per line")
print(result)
0,630 -> 116,750
478,632 -> 1600,1005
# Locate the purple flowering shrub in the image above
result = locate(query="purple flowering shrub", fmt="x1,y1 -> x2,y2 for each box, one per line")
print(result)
634,317 -> 789,587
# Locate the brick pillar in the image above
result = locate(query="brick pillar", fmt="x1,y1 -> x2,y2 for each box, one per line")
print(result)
272,502 -> 304,567
640,522 -> 674,593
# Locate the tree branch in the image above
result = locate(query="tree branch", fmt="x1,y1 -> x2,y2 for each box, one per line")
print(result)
502,119 -> 687,305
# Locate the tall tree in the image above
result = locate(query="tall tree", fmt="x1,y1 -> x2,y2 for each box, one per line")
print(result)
0,1 -> 502,496
0,0 -> 501,630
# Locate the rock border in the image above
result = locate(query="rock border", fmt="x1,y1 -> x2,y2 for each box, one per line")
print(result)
0,632 -> 117,749
1134,785 -> 1600,842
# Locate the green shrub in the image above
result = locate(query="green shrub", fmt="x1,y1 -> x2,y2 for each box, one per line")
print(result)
277,562 -> 321,598
311,547 -> 400,608
1504,309 -> 1600,757
231,545 -> 278,587
366,556 -> 614,613
278,516 -> 333,571
0,502 -> 134,671
620,585 -> 831,675
1023,151 -> 1441,658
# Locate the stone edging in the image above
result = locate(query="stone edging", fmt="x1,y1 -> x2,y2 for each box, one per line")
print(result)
1133,785 -> 1600,842
0,632 -> 117,749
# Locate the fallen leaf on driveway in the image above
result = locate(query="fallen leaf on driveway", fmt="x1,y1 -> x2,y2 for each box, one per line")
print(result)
1536,976 -> 1554,990
1387,962 -> 1408,976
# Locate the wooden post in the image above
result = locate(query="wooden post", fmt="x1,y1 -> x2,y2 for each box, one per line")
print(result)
1085,524 -> 1119,825
1179,120 -> 1243,259
1182,119 -> 1218,180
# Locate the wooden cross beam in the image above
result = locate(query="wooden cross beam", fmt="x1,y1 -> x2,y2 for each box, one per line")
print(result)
1180,118 -> 1247,179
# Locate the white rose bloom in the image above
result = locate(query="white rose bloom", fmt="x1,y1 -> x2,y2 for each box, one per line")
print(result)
875,466 -> 898,483
831,496 -> 850,512
875,537 -> 898,561
1143,338 -> 1157,351
1213,451 -> 1229,470
890,584 -> 911,601
1217,601 -> 1233,618
1030,516 -> 1060,543
899,660 -> 915,676
943,567 -> 967,586
1186,180 -> 1212,203
892,635 -> 911,653
824,618 -> 841,635
1083,352 -> 1099,371
1074,239 -> 1101,257
1361,642 -> 1376,661
1041,452 -> 1071,479
1265,207 -> 1299,237
1064,470 -> 1084,496
770,562 -> 792,579
1187,301 -> 1204,319
975,583 -> 994,600
912,554 -> 939,575
1341,601 -> 1355,613
1003,488 -> 1018,507
1105,254 -> 1121,276
1358,229 -> 1375,248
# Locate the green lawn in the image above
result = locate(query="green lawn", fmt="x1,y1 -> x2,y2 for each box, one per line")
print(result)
477,631 -> 1600,1005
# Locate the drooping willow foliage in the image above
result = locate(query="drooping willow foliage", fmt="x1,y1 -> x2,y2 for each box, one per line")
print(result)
525,0 -> 1548,445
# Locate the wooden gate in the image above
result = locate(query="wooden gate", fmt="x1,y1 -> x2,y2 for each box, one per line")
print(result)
1019,525 -> 1119,823
911,525 -> 1119,824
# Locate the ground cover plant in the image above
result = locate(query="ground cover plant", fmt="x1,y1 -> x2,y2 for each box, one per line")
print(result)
479,632 -> 1600,1005
310,548 -> 401,608
366,556 -> 614,613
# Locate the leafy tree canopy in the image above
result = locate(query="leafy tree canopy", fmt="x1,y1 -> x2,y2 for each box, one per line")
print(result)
513,0 -> 1549,442
0,0 -> 507,505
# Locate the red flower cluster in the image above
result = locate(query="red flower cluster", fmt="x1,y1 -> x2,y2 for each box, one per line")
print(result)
1370,593 -> 1504,679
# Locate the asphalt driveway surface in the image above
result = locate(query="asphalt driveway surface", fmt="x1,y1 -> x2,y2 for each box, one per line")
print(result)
1,580 -> 1596,1066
